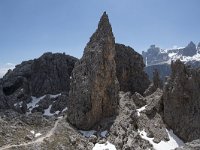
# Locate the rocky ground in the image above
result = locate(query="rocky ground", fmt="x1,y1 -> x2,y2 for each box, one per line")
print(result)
0,88 -> 187,150
0,110 -> 55,148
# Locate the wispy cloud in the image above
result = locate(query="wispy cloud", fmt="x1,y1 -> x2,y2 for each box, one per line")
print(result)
173,45 -> 178,49
0,63 -> 15,78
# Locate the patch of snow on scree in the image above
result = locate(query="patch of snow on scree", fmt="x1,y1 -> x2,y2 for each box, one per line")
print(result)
139,129 -> 185,150
79,130 -> 96,138
50,93 -> 61,98
43,105 -> 59,116
93,141 -> 116,150
136,105 -> 147,116
100,130 -> 108,138
27,95 -> 46,112
35,133 -> 42,138
62,107 -> 68,112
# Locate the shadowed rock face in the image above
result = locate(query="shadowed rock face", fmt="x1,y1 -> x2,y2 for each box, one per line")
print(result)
115,44 -> 150,94
144,69 -> 163,96
145,63 -> 171,81
198,42 -> 200,50
175,139 -> 200,150
67,12 -> 119,130
163,60 -> 200,142
0,52 -> 78,110
180,41 -> 197,57
30,53 -> 77,97
142,45 -> 169,66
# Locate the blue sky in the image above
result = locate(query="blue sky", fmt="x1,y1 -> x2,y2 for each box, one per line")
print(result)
0,0 -> 200,75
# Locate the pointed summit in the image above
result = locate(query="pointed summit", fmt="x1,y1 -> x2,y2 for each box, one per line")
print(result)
181,41 -> 197,56
97,11 -> 113,34
88,12 -> 114,45
187,41 -> 196,48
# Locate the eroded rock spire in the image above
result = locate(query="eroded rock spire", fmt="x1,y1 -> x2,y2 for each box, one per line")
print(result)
67,12 -> 119,130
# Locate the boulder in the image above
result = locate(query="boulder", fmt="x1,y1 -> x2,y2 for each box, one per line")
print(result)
67,12 -> 119,130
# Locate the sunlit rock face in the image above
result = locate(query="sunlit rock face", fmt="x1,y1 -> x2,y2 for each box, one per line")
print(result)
67,12 -> 119,130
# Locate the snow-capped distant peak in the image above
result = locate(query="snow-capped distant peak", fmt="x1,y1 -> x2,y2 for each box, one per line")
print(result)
143,42 -> 200,66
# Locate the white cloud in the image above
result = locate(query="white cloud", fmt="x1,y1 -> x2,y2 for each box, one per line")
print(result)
172,45 -> 178,49
6,63 -> 15,67
0,63 -> 15,78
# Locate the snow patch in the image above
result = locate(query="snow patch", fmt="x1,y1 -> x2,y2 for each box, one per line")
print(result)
30,130 -> 35,135
79,130 -> 96,138
62,107 -> 68,112
58,116 -> 63,119
14,101 -> 23,107
55,110 -> 60,115
168,51 -> 200,63
43,105 -> 61,116
43,105 -> 53,116
27,95 -> 46,112
164,47 -> 184,52
139,129 -> 185,150
93,141 -> 116,150
50,93 -> 61,99
168,52 -> 177,57
35,133 -> 42,138
100,130 -> 108,138
136,105 -> 147,116
27,94 -> 62,115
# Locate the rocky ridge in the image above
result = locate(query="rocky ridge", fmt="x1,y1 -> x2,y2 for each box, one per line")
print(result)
143,42 -> 200,80
0,52 -> 77,115
115,43 -> 150,94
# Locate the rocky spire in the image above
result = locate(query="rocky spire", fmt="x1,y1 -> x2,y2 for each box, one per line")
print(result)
188,41 -> 196,47
152,69 -> 163,89
67,12 -> 119,130
163,60 -> 200,142
181,41 -> 197,56
143,69 -> 162,96
84,11 -> 115,54
90,12 -> 114,41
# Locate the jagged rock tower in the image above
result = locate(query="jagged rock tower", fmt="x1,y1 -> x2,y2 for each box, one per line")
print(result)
163,60 -> 200,142
67,12 -> 119,130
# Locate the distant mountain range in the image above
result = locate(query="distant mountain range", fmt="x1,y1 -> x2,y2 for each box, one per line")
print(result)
142,42 -> 200,80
